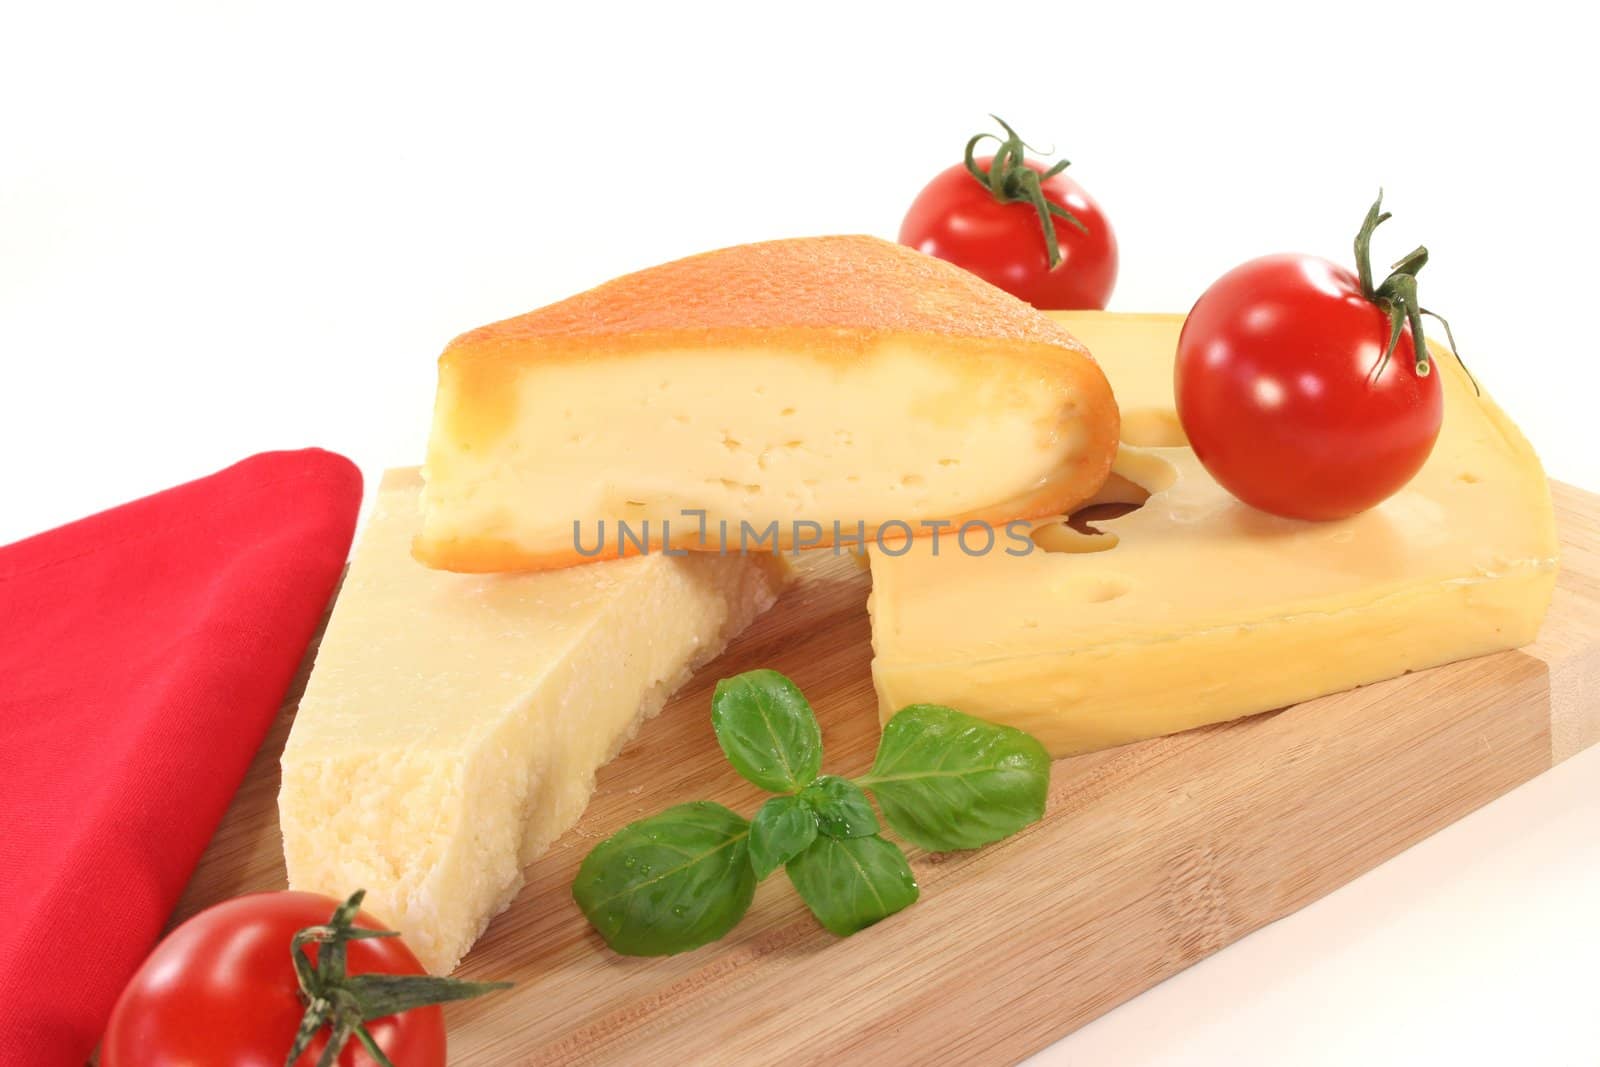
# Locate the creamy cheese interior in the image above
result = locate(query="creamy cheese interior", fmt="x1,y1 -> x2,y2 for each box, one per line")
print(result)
420,342 -> 1095,558
869,312 -> 1559,755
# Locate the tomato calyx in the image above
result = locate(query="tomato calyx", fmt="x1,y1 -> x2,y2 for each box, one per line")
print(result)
285,890 -> 509,1067
962,115 -> 1089,270
1353,190 -> 1470,387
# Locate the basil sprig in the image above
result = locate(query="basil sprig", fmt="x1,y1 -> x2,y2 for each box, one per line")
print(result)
573,669 -> 1051,956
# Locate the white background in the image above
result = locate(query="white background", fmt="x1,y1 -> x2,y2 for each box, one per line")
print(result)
3,2 -> 1595,1063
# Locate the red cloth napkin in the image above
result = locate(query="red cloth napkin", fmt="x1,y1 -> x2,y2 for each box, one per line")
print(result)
0,449 -> 361,1065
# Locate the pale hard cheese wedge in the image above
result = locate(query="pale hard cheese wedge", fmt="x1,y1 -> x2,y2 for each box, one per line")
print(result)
414,235 -> 1118,573
868,311 -> 1559,756
280,469 -> 788,974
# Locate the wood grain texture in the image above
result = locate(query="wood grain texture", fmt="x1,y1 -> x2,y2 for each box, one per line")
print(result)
175,484 -> 1600,1066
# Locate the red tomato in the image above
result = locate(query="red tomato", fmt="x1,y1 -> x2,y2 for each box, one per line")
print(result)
103,892 -> 445,1067
1175,253 -> 1444,521
900,122 -> 1117,309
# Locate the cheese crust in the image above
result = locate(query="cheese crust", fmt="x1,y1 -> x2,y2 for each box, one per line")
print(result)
415,236 -> 1118,572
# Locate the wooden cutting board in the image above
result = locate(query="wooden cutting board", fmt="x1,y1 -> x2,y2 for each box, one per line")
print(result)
175,482 -> 1600,1066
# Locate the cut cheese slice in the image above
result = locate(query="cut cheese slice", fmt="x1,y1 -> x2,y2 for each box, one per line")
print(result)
868,312 -> 1559,756
279,469 -> 788,973
414,235 -> 1118,573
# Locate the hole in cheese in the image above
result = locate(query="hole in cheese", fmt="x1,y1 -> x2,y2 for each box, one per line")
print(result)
1070,501 -> 1145,533
1029,470 -> 1159,556
1030,502 -> 1143,555
1082,472 -> 1153,509
1031,520 -> 1118,554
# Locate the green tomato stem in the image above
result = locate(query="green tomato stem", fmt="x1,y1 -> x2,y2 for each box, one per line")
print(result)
961,115 -> 1087,270
283,890 -> 510,1067
1352,191 -> 1475,390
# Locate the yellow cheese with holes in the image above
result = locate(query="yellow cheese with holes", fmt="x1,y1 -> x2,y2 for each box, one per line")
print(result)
868,312 -> 1559,756
279,469 -> 788,973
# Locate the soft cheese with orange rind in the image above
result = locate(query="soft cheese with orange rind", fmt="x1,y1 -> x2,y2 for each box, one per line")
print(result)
415,236 -> 1118,573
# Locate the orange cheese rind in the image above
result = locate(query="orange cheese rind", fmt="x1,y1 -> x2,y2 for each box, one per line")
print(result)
444,234 -> 1095,358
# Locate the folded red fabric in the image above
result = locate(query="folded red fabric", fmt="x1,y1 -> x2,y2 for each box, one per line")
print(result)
0,449 -> 361,1065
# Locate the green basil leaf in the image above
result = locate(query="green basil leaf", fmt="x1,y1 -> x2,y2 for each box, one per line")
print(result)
785,833 -> 919,936
710,669 -> 824,793
800,775 -> 879,838
572,801 -> 755,956
749,794 -> 818,879
859,704 -> 1050,852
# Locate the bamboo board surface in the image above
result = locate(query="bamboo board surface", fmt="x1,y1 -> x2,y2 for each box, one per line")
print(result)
176,482 -> 1600,1066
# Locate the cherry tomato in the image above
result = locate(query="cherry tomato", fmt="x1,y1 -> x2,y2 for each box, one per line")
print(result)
900,120 -> 1117,309
1175,252 -> 1443,521
103,892 -> 445,1067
